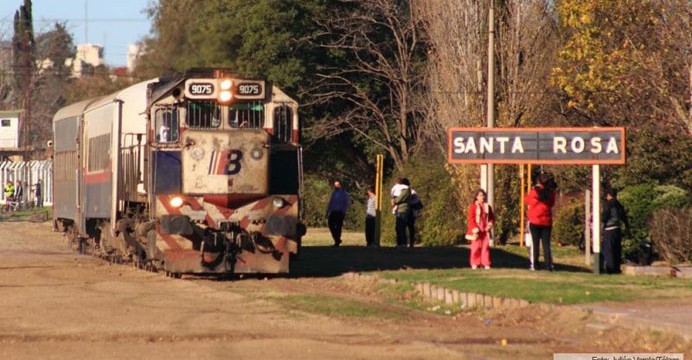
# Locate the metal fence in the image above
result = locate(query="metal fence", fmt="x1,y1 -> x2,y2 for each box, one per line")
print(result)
0,160 -> 52,206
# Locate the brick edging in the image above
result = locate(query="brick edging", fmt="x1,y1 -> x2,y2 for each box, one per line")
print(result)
342,272 -> 531,310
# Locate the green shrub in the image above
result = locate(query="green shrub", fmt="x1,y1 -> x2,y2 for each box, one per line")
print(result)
618,183 -> 690,261
553,197 -> 585,246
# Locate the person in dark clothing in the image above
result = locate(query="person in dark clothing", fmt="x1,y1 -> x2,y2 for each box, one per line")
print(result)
524,173 -> 556,271
34,180 -> 42,208
365,186 -> 377,247
391,178 -> 411,247
601,188 -> 629,274
326,180 -> 350,247
401,178 -> 419,247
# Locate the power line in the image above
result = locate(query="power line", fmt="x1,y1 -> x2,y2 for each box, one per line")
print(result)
0,18 -> 149,23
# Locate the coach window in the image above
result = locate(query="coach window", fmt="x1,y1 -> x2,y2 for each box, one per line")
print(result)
186,101 -> 221,129
228,102 -> 264,129
155,108 -> 179,142
272,105 -> 292,143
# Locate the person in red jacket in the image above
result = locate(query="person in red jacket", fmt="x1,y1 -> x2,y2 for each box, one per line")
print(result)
466,189 -> 495,269
524,173 -> 556,271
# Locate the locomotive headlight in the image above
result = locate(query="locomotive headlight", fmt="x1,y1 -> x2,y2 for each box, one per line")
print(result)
219,90 -> 233,103
170,196 -> 184,208
272,197 -> 286,208
220,79 -> 233,90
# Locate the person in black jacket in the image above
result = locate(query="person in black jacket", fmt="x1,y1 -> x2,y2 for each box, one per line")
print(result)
601,189 -> 629,274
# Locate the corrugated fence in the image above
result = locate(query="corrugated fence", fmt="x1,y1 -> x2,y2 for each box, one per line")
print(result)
0,160 -> 52,206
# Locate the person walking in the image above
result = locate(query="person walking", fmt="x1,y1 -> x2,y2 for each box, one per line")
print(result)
465,189 -> 495,269
326,180 -> 350,247
524,173 -> 556,271
391,178 -> 411,247
601,188 -> 629,274
365,186 -> 377,247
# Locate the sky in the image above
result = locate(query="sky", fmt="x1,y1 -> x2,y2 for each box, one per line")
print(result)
0,0 -> 152,67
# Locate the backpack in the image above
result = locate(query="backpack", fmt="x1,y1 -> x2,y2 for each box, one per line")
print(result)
409,194 -> 423,210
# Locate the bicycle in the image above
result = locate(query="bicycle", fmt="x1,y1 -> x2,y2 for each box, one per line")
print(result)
1,197 -> 22,214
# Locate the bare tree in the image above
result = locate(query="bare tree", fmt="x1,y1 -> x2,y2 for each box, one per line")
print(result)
308,0 -> 427,171
415,0 -> 559,241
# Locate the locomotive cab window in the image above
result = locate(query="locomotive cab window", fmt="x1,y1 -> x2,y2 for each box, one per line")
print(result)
273,105 -> 292,143
186,101 -> 221,129
1,119 -> 10,127
155,108 -> 179,142
228,102 -> 264,129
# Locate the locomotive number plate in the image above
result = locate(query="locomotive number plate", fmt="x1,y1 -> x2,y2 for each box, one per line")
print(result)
188,82 -> 215,96
237,83 -> 262,96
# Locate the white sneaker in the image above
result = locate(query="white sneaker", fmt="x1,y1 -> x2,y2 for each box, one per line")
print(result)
484,266 -> 491,270
471,265 -> 478,270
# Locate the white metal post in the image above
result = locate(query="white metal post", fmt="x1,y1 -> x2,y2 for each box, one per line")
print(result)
592,165 -> 601,274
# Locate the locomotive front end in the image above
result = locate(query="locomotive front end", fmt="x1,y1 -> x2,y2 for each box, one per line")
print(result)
146,70 -> 303,276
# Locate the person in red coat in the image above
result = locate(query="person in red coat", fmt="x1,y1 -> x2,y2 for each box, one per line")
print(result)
524,173 -> 556,271
466,189 -> 495,269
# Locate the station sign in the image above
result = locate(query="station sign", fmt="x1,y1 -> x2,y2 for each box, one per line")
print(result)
447,127 -> 626,165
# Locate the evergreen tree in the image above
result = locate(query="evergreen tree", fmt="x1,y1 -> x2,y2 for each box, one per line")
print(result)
12,0 -> 35,150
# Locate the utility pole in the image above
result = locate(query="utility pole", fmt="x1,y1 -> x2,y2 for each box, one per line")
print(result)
482,0 -> 496,209
84,0 -> 88,43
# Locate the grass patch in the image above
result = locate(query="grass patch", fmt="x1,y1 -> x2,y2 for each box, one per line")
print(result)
381,268 -> 692,304
297,229 -> 692,305
280,294 -> 404,320
0,207 -> 51,221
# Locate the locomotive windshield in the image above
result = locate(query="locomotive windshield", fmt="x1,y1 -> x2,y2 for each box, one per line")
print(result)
228,102 -> 264,129
155,107 -> 179,142
186,101 -> 221,128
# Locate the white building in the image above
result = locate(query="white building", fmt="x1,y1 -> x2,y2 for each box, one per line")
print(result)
0,110 -> 21,149
66,44 -> 104,77
127,43 -> 144,72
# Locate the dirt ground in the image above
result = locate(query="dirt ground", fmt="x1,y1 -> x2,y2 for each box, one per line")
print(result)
0,221 -> 688,360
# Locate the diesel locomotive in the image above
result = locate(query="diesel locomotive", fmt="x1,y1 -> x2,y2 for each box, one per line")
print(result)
52,69 -> 304,276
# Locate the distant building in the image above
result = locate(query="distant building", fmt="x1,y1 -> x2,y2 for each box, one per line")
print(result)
0,110 -> 21,150
65,44 -> 104,78
127,43 -> 145,72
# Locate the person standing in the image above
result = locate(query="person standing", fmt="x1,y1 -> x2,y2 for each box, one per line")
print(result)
365,186 -> 377,247
524,173 -> 556,271
466,189 -> 495,269
601,189 -> 629,274
391,178 -> 411,247
326,180 -> 350,247
401,178 -> 419,247
34,179 -> 43,208
14,181 -> 24,204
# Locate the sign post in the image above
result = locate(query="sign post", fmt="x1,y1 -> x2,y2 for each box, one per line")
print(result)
447,127 -> 626,274
374,154 -> 384,247
592,165 -> 601,274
